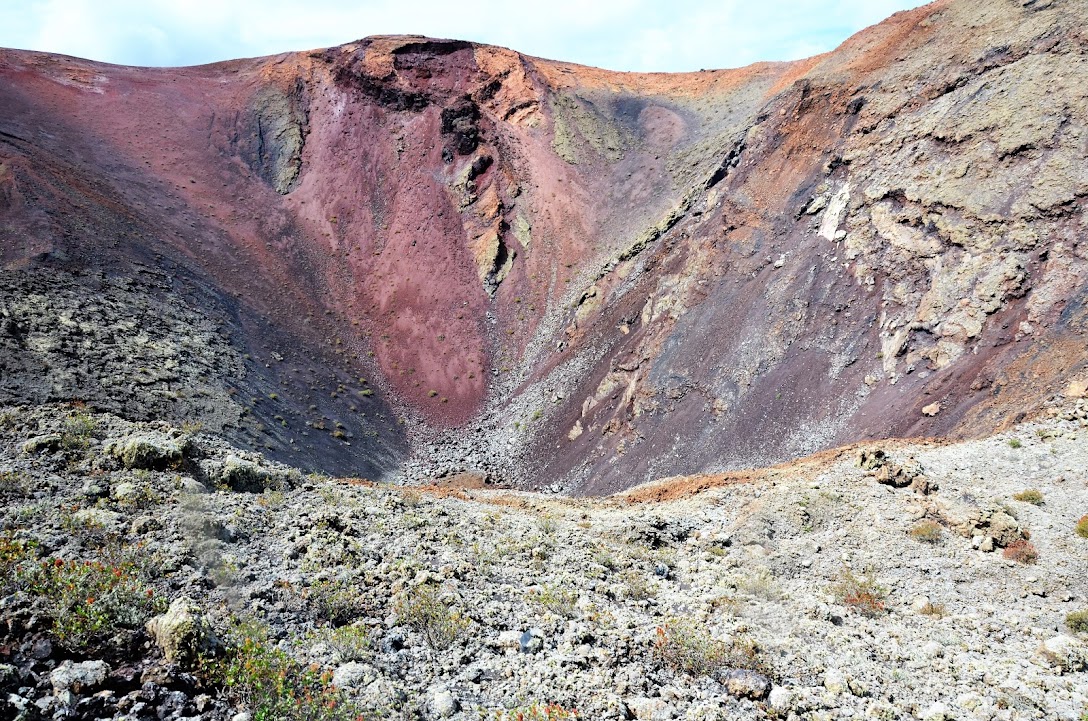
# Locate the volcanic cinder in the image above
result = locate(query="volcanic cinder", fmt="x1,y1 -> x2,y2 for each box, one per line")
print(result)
2,0 -> 1087,493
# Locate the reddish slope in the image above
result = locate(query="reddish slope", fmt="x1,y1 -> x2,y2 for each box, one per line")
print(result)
2,0 -> 1087,490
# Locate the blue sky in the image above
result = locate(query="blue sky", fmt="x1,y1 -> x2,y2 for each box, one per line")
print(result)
2,0 -> 928,72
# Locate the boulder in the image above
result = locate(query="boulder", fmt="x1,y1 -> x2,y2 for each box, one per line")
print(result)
1038,634 -> 1087,671
823,668 -> 848,695
496,630 -> 522,650
107,433 -> 187,470
625,697 -> 674,721
768,685 -> 793,710
721,669 -> 771,700
146,597 -> 217,666
430,690 -> 459,718
50,660 -> 110,696
220,455 -> 271,491
332,662 -> 373,689
21,434 -> 62,454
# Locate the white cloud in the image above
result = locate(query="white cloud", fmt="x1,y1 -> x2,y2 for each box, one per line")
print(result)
2,0 -> 927,72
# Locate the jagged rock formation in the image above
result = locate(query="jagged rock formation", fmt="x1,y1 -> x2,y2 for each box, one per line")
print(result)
2,0 -> 1087,492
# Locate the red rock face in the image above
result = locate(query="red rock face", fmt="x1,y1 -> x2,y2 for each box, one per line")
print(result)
2,0 -> 1087,491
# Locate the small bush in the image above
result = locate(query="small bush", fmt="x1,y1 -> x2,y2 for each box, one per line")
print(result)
623,571 -> 655,602
17,545 -> 165,651
257,490 -> 286,508
650,619 -> 765,678
1003,539 -> 1039,564
200,619 -> 362,721
651,621 -> 728,677
528,584 -> 578,618
833,568 -> 887,617
909,520 -> 943,543
488,704 -> 579,720
1007,438 -> 1022,449
0,533 -> 39,594
393,585 -> 471,651
538,515 -> 557,535
1065,610 -> 1088,634
592,548 -> 618,571
306,579 -> 369,627
1075,515 -> 1088,539
1013,489 -> 1044,505
919,602 -> 947,618
737,568 -> 779,600
323,624 -> 373,662
60,413 -> 97,451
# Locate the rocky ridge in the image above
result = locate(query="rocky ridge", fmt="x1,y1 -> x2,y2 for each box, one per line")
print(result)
3,0 -> 1088,492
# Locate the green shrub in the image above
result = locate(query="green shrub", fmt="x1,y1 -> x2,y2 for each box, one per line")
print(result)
393,585 -> 471,650
17,544 -> 165,651
487,704 -> 580,720
1076,515 -> 1088,539
833,568 -> 887,617
1013,489 -> 1044,505
306,579 -> 369,627
1065,610 -> 1088,634
650,619 -> 764,678
200,619 -> 362,721
1002,539 -> 1039,564
528,584 -> 578,618
60,413 -> 97,451
908,520 -> 943,543
1007,438 -> 1022,449
324,624 -> 373,662
0,533 -> 39,594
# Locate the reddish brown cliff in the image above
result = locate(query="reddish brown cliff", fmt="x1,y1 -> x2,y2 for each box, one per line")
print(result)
2,0 -> 1086,491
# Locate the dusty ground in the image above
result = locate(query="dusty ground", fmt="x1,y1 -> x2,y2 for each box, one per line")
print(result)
1,402 -> 1085,720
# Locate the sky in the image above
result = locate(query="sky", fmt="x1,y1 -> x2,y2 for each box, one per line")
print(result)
1,0 -> 928,73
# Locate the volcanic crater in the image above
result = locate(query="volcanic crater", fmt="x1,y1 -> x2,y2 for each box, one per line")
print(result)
2,0 -> 1088,494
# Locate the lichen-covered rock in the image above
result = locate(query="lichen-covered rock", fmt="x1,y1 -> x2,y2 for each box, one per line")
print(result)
331,662 -> 374,689
50,660 -> 109,695
1038,635 -> 1088,672
106,432 -> 187,470
146,597 -> 217,666
21,434 -> 61,454
199,454 -> 298,492
955,506 -> 1025,548
430,689 -> 459,718
220,455 -> 271,491
721,669 -> 771,700
73,507 -> 122,531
